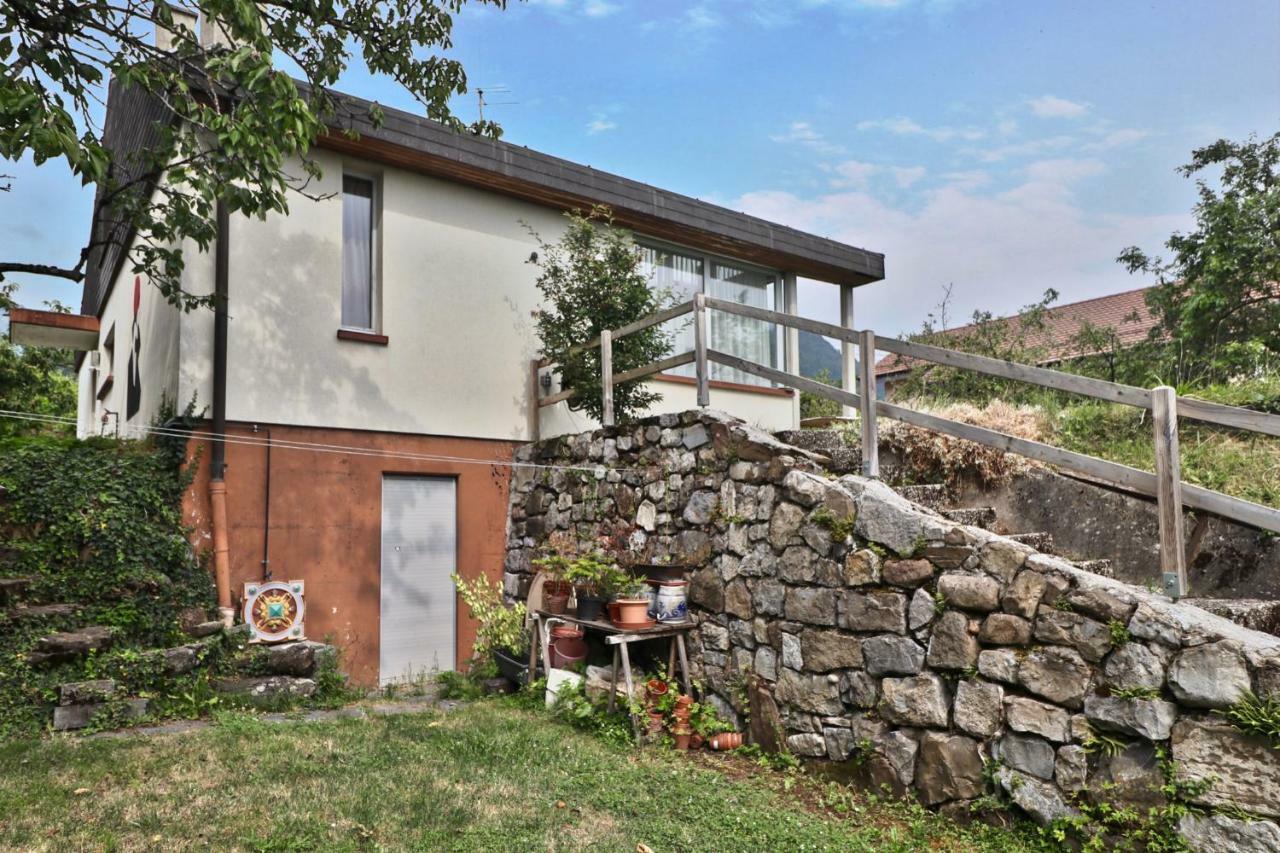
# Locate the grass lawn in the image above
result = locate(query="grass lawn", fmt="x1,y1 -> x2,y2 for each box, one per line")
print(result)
0,700 -> 1042,852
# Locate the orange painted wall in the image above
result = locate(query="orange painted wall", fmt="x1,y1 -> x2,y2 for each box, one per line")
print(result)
183,423 -> 515,686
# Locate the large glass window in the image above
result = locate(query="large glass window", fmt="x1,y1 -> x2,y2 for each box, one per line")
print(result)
638,243 -> 780,386
342,175 -> 376,330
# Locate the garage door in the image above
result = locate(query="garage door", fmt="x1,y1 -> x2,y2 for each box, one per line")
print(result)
380,476 -> 457,685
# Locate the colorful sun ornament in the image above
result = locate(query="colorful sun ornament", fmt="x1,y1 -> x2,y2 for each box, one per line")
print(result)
242,580 -> 306,643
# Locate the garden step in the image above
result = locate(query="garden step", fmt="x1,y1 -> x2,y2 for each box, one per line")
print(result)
0,576 -> 34,606
941,507 -> 996,529
1007,532 -> 1055,554
213,675 -> 317,706
7,603 -> 81,622
29,625 -> 117,666
893,484 -> 951,512
1182,598 -> 1280,637
774,429 -> 861,474
53,698 -> 148,732
1073,559 -> 1114,579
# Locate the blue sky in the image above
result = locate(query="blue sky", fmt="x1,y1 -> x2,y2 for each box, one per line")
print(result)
3,0 -> 1277,335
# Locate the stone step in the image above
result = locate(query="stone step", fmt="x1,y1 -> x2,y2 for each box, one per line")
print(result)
775,429 -> 861,474
893,484 -> 951,512
6,603 -> 81,622
1073,559 -> 1114,579
1007,532 -> 1055,554
54,698 -> 148,732
28,625 -> 117,666
1183,598 -> 1280,637
214,675 -> 317,706
941,507 -> 997,530
0,576 -> 34,607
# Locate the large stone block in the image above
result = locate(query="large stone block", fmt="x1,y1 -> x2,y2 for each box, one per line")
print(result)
937,573 -> 1001,612
883,559 -> 934,588
842,549 -> 881,586
1005,696 -> 1070,743
861,635 -> 925,676
978,613 -> 1032,646
1084,695 -> 1178,742
917,732 -> 985,805
926,611 -> 979,670
784,588 -> 837,626
997,732 -> 1056,780
1033,608 -> 1113,662
1001,571 -> 1047,619
751,578 -> 784,617
1103,642 -> 1168,692
1178,813 -> 1280,853
953,679 -> 1003,738
996,769 -> 1079,827
1172,717 -> 1280,819
979,539 -> 1033,583
52,697 -> 148,731
978,648 -> 1020,684
880,673 -> 951,729
800,629 -> 863,671
775,669 -> 844,716
1168,641 -> 1251,709
1017,646 -> 1093,709
838,590 -> 907,634
768,502 -> 805,550
58,679 -> 116,706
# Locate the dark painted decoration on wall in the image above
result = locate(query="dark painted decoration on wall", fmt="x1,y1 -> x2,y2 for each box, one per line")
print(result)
126,276 -> 142,419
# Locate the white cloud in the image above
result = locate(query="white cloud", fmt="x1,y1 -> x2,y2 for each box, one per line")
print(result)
771,121 -> 846,156
1084,128 -> 1149,151
735,161 -> 1187,338
857,115 -> 984,142
682,3 -> 721,28
529,0 -> 620,18
965,134 -> 1076,163
891,165 -> 926,187
829,160 -> 879,188
583,0 -> 620,15
586,117 -> 617,134
997,118 -> 1018,136
1028,95 -> 1090,119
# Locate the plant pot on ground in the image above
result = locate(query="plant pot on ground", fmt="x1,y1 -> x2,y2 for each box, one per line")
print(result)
453,573 -> 531,680
673,726 -> 692,751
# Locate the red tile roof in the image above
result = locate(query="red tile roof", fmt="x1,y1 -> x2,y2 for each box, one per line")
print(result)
876,286 -> 1161,378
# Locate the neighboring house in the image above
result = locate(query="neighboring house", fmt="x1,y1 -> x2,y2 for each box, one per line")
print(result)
874,286 -> 1159,398
9,57 -> 882,683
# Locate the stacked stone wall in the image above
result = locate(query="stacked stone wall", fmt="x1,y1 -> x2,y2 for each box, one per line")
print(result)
505,410 -> 1280,847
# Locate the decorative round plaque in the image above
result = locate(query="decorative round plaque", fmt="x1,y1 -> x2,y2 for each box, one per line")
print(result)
242,580 -> 306,643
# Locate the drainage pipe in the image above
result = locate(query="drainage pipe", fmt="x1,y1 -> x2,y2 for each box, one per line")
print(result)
210,199 -> 234,626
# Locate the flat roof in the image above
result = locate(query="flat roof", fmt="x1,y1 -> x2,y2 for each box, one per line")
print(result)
8,307 -> 100,350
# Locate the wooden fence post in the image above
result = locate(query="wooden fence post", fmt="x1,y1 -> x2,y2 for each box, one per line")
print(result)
694,293 -> 710,407
1152,385 -> 1188,598
600,329 -> 614,427
858,329 -> 879,477
529,358 -> 542,443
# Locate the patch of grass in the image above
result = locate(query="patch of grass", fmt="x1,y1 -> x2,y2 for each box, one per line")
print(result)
0,701 -> 1042,851
1217,691 -> 1280,748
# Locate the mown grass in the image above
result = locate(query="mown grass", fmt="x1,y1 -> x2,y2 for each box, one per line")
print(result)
0,701 -> 1040,852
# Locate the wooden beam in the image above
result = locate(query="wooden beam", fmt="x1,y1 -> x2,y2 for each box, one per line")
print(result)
708,350 -> 861,410
693,294 -> 710,407
600,329 -> 614,427
859,329 -> 879,477
1153,386 -> 1188,598
611,351 -> 696,385
1175,396 -> 1280,438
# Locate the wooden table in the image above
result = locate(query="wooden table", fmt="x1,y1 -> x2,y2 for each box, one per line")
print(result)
528,609 -> 694,713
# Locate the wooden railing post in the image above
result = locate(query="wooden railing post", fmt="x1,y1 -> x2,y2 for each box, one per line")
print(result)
858,329 -> 879,477
840,284 -> 856,419
1152,385 -> 1188,598
694,293 -> 710,407
600,329 -> 614,427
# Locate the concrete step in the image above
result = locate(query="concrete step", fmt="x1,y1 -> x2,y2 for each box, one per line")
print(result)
7,603 -> 81,622
1183,598 -> 1280,637
1073,559 -> 1114,579
1007,532 -> 1055,554
941,507 -> 997,530
894,484 -> 951,513
29,626 -> 117,666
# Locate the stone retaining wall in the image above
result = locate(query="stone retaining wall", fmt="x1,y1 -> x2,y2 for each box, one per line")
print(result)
504,410 -> 1280,847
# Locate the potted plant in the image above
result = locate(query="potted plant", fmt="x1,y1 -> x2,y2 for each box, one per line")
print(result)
452,573 -> 531,684
609,579 -> 654,627
691,702 -> 734,750
532,554 -> 572,615
563,553 -> 626,623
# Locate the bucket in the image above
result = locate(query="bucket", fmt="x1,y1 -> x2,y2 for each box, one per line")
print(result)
655,579 -> 689,623
545,668 -> 584,708
549,625 -> 587,669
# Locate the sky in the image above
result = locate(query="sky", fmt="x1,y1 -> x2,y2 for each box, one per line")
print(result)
2,0 -> 1278,336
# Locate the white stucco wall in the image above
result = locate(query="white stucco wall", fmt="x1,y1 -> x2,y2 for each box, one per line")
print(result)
76,238 -> 181,438
172,149 -> 796,441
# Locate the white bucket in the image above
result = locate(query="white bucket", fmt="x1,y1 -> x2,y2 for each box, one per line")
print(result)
545,667 -> 584,708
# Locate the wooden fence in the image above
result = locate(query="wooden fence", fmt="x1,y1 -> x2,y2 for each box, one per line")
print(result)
535,295 -> 1280,598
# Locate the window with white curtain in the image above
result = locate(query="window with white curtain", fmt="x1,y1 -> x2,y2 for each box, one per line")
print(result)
342,175 -> 376,330
638,242 -> 780,386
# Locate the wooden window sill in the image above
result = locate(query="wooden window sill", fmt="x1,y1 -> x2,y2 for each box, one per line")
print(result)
652,372 -> 794,398
337,329 -> 389,345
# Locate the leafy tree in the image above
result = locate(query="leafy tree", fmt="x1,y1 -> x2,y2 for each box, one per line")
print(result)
1119,131 -> 1280,384
528,207 -> 672,424
0,283 -> 76,435
799,368 -> 842,420
0,0 -> 505,307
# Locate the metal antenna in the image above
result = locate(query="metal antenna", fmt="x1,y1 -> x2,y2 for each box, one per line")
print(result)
476,86 -> 517,125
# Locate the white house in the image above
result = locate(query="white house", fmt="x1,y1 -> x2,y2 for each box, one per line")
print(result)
11,74 -> 883,686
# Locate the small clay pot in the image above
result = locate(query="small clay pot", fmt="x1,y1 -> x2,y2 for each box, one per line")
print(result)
544,590 -> 570,615
689,734 -> 704,750
674,694 -> 693,709
673,731 -> 692,751
709,731 -> 743,751
647,711 -> 665,734
612,597 -> 652,627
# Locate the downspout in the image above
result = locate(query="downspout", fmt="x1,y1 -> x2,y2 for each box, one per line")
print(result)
210,199 -> 234,626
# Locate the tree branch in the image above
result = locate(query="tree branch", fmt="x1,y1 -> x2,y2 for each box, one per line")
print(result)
0,262 -> 85,283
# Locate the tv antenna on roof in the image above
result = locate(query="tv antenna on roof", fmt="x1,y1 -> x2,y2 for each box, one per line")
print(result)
476,86 -> 518,124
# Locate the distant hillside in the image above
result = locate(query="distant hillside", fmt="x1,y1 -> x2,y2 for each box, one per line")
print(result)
799,331 -> 843,381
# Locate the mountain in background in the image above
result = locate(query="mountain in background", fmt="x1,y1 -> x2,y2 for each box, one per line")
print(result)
798,331 -> 844,382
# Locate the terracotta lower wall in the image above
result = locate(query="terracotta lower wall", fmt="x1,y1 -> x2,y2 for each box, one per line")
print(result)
183,422 -> 515,686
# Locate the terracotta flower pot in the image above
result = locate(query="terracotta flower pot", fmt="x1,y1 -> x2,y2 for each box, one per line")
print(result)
544,588 -> 570,615
611,597 -> 651,627
645,678 -> 669,706
673,731 -> 692,751
647,710 -> 665,734
674,694 -> 693,710
689,733 -> 704,750
709,731 -> 743,751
